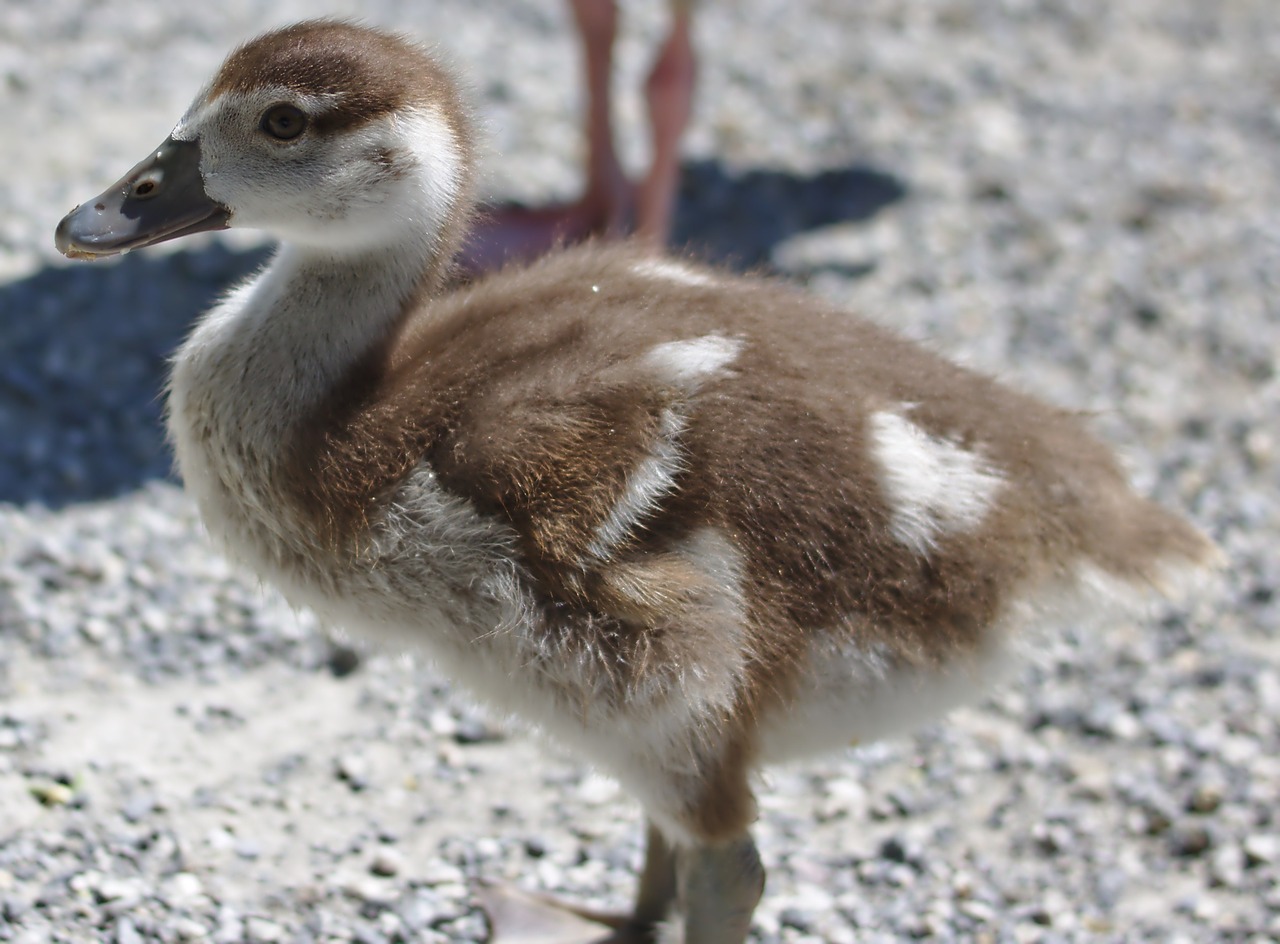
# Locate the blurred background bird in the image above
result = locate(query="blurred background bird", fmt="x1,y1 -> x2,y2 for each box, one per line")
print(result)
463,0 -> 696,272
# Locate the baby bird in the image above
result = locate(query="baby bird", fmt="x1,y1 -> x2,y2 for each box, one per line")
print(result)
56,20 -> 1216,944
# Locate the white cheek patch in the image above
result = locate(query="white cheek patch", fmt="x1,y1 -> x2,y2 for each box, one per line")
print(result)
643,334 -> 745,391
394,106 -> 464,236
631,259 -> 719,288
869,409 -> 1003,555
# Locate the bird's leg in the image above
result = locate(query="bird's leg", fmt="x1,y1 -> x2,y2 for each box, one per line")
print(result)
460,0 -> 695,274
676,833 -> 765,944
631,820 -> 678,928
634,2 -> 695,248
479,819 -> 678,943
571,0 -> 633,235
458,0 -> 631,276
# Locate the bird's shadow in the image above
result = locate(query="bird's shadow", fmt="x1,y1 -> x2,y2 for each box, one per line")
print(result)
0,243 -> 270,508
1,159 -> 904,509
673,159 -> 906,271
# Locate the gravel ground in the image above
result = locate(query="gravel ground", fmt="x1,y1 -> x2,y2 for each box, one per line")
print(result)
2,1 -> 1278,942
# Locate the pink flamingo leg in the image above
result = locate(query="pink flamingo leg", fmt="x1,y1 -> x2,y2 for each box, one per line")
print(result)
570,0 -> 634,234
460,0 -> 694,274
635,3 -> 695,248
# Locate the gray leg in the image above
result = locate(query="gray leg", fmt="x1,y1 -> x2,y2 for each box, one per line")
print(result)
631,821 -> 678,928
677,835 -> 764,944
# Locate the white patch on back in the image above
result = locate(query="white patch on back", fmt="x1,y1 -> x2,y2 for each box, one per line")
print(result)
643,334 -> 745,391
632,259 -> 718,288
587,408 -> 687,561
869,409 -> 1003,555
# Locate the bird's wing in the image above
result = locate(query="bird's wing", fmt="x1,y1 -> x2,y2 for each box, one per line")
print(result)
432,369 -> 693,605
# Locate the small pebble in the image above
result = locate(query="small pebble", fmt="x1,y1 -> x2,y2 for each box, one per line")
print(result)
336,753 -> 371,791
28,780 -> 73,807
1171,821 -> 1214,857
115,917 -> 144,944
340,874 -> 398,907
95,878 -> 141,905
171,918 -> 210,941
370,848 -> 404,878
452,716 -> 503,745
1188,782 -> 1226,814
244,917 -> 286,943
160,872 -> 205,907
1208,845 -> 1245,888
1243,834 -> 1280,867
121,792 -> 155,823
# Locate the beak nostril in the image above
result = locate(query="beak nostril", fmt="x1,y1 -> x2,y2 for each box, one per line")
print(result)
57,135 -> 226,258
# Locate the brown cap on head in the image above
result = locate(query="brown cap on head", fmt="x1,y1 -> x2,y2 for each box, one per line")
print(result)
208,19 -> 470,138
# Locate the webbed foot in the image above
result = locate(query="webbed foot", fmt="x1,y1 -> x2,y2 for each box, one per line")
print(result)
477,882 -> 658,944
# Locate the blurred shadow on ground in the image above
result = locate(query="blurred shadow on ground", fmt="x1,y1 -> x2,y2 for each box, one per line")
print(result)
673,159 -> 906,270
0,243 -> 270,508
0,160 -> 903,508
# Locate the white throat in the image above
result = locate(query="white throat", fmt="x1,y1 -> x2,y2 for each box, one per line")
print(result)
181,234 -> 428,399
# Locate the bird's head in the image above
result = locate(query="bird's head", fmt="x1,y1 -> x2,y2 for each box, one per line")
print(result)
56,20 -> 473,261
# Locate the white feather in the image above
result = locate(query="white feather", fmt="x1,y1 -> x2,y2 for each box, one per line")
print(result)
869,409 -> 1004,555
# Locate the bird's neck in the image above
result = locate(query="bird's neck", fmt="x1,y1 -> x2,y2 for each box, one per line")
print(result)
263,239 -> 439,379
167,230 -> 453,568
170,227 -> 452,481
176,96 -> 477,423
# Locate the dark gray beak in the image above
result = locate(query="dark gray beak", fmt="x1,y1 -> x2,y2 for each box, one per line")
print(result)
55,137 -> 230,260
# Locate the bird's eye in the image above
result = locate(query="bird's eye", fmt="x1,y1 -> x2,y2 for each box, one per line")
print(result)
260,104 -> 308,141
